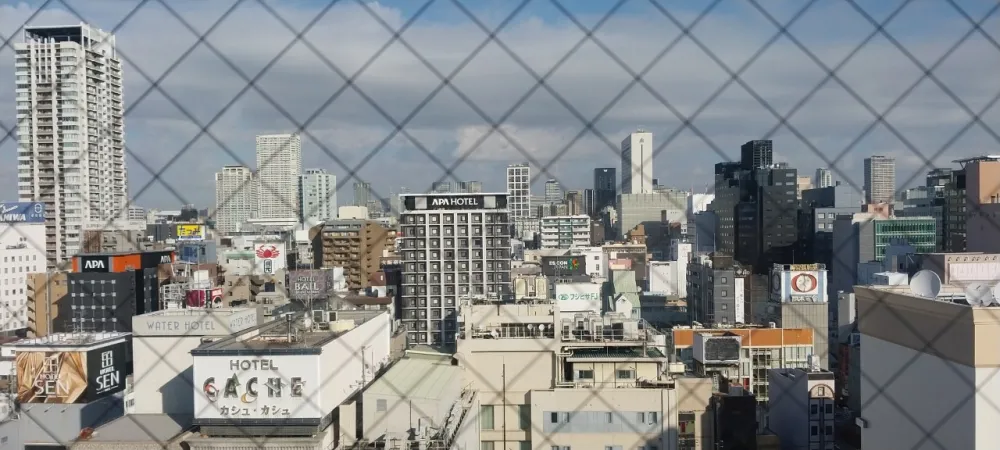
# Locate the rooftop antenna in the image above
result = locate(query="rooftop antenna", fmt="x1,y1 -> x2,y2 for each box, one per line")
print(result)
908,270 -> 942,299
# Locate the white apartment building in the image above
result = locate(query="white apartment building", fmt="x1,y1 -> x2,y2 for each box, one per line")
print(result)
15,24 -> 127,267
0,202 -> 46,333
863,155 -> 895,204
506,163 -> 531,219
255,133 -> 302,220
855,283 -> 1000,450
398,193 -> 512,346
815,168 -> 834,188
539,215 -> 590,249
214,165 -> 255,234
621,130 -> 654,195
299,168 -> 337,223
457,302 -> 715,450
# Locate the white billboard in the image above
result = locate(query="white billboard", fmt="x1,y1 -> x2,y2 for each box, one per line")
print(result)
554,282 -> 602,313
254,242 -> 287,275
193,354 -> 321,420
771,267 -> 828,304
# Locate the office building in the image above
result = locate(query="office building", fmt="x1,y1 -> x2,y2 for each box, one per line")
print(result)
539,215 -> 590,249
298,168 -> 337,223
255,133 -> 302,220
863,155 -> 896,204
15,24 -> 128,267
960,156 -> 1000,253
431,181 -> 452,193
354,181 -> 373,207
398,193 -> 511,346
459,302 -> 715,450
740,140 -> 773,170
617,189 -> 689,238
853,283 -> 1000,449
457,180 -> 483,193
767,364 -> 836,450
621,130 -> 654,194
815,168 -> 834,188
0,202 -> 46,333
506,163 -> 531,219
686,254 -> 749,326
736,162 -> 799,273
671,325 -> 816,404
544,179 -> 562,204
593,168 -> 617,215
316,220 -> 391,291
213,165 -> 255,234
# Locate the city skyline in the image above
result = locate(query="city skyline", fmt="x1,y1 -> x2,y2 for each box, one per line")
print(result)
2,1 -> 994,210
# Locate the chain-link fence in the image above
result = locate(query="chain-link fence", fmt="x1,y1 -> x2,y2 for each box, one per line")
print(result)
1,0 -> 999,449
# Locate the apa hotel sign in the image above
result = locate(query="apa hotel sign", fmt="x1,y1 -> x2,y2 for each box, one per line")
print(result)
404,194 -> 508,211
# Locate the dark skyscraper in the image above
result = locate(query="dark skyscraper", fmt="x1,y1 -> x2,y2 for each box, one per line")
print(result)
593,168 -> 617,215
740,140 -> 774,171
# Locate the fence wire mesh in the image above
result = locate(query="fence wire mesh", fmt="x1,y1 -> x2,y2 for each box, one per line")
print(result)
1,0 -> 999,449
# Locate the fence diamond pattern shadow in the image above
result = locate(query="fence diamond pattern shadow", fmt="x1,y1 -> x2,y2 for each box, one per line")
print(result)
0,0 -> 999,449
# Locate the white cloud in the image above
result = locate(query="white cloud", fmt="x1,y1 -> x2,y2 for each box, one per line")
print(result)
1,0 -> 997,207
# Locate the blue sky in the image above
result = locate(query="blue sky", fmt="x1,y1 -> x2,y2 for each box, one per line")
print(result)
1,0 -> 998,208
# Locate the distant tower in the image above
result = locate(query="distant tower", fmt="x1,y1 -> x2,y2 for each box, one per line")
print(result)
621,131 -> 653,194
864,156 -> 896,203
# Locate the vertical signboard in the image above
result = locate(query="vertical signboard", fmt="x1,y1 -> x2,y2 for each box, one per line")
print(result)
289,269 -> 333,301
84,341 -> 127,400
193,355 -> 322,421
254,243 -> 286,275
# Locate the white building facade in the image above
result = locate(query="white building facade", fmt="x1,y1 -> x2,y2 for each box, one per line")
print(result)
15,24 -> 127,267
863,155 -> 895,204
620,130 -> 653,195
299,168 -> 337,223
256,133 -> 302,220
214,165 -> 256,234
0,202 -> 46,333
539,215 -> 590,249
506,163 -> 531,219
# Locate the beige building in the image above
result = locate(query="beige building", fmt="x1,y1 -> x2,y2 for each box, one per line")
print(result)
457,302 -> 715,450
855,284 -> 1000,450
317,219 -> 391,290
670,325 -> 815,403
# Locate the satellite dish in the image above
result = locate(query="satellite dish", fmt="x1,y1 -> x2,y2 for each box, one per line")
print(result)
965,283 -> 993,307
909,270 -> 942,299
991,283 -> 1000,307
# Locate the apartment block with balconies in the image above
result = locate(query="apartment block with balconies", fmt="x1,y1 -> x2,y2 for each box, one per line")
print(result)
316,219 -> 390,291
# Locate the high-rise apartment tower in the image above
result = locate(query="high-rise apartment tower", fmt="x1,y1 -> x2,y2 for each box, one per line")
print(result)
15,24 -> 128,267
299,168 -> 337,222
255,134 -> 302,219
214,165 -> 256,233
506,163 -> 531,219
863,155 -> 896,204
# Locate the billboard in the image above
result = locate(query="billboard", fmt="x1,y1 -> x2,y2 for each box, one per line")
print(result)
176,224 -> 206,241
289,269 -> 334,301
403,194 -> 508,211
554,282 -> 602,313
772,268 -> 828,304
193,355 -> 322,420
133,309 -> 258,337
15,342 -> 127,404
186,287 -> 224,308
254,242 -> 286,275
540,256 -> 586,277
73,251 -> 174,273
0,202 -> 45,223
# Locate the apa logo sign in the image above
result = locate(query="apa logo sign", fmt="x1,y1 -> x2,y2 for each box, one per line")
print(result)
80,257 -> 109,272
84,260 -> 105,269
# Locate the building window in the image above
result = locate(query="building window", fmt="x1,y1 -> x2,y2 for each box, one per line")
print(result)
637,412 -> 646,423
519,405 -> 530,430
810,404 -> 818,415
376,399 -> 387,412
481,405 -> 495,430
811,426 -> 818,436
481,443 -> 494,450
605,412 -> 613,423
649,411 -> 658,423
578,370 -> 594,379
519,442 -> 531,450
616,370 -> 634,379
